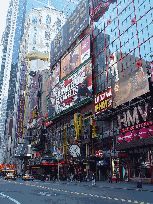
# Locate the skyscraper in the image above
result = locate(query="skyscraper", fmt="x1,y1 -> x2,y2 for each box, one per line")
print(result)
0,0 -> 27,163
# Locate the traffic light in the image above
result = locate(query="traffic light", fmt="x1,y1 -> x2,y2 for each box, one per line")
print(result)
92,125 -> 99,138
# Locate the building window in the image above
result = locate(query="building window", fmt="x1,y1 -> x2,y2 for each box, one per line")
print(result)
34,27 -> 37,31
33,39 -> 36,44
46,15 -> 51,24
56,18 -> 61,31
34,33 -> 36,37
45,31 -> 50,40
46,43 -> 49,47
32,47 -> 36,50
32,17 -> 37,25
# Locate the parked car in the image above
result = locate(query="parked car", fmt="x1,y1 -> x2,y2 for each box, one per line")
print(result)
5,173 -> 17,180
22,174 -> 34,181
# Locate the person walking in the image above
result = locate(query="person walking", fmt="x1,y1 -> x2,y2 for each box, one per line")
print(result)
108,172 -> 112,183
92,173 -> 95,186
85,174 -> 88,182
116,172 -> 119,183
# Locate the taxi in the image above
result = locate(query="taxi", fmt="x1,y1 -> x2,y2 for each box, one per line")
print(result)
5,173 -> 17,180
22,174 -> 34,181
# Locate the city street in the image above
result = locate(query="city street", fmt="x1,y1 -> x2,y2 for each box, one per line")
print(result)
0,178 -> 152,204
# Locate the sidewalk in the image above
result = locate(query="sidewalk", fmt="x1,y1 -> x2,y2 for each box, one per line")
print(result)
52,180 -> 153,192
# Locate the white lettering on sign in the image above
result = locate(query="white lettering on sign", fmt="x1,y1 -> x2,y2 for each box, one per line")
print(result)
95,88 -> 112,105
118,103 -> 149,129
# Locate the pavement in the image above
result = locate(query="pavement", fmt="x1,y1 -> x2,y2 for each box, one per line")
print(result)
41,179 -> 153,193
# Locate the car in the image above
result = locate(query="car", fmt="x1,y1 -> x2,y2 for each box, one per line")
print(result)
22,174 -> 34,181
5,173 -> 17,180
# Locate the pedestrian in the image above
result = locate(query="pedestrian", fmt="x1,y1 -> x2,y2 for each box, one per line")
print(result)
70,173 -> 72,182
92,173 -> 95,186
108,172 -> 112,183
116,172 -> 119,183
85,174 -> 88,182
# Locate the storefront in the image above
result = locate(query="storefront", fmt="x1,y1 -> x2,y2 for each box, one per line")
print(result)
116,99 -> 153,183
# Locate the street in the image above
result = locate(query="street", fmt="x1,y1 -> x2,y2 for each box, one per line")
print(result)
0,178 -> 152,204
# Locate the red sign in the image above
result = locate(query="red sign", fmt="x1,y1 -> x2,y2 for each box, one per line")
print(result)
149,125 -> 153,136
124,132 -> 132,142
139,127 -> 149,138
96,150 -> 103,157
117,134 -> 125,143
132,130 -> 139,140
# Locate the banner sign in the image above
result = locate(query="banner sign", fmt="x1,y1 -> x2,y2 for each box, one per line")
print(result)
20,61 -> 27,91
16,95 -> 25,138
61,35 -> 90,79
48,60 -> 92,117
95,88 -> 112,114
50,0 -> 89,67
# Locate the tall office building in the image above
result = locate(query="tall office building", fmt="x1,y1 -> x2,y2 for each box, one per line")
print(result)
0,0 -> 28,163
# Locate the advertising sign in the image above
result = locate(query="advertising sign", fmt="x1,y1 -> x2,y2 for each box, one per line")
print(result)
50,0 -> 89,67
95,88 -> 112,115
61,35 -> 90,79
16,95 -> 25,138
90,0 -> 110,20
48,60 -> 92,117
20,61 -> 27,91
113,67 -> 149,108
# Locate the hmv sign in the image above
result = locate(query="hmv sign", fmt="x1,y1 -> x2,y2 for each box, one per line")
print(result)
117,103 -> 152,131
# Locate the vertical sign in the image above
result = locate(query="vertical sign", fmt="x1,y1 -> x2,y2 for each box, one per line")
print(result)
16,95 -> 25,138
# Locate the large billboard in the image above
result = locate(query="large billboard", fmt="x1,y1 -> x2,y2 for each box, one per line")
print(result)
113,66 -> 149,108
50,0 -> 89,67
61,35 -> 90,79
48,60 -> 92,117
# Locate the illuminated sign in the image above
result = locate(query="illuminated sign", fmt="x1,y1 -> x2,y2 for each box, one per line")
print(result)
95,88 -> 112,114
48,60 -> 92,117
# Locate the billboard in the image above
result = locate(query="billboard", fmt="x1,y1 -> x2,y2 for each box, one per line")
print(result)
61,35 -> 90,79
48,60 -> 92,117
113,66 -> 149,108
50,0 -> 89,67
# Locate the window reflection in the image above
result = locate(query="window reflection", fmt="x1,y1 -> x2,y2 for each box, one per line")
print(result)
93,0 -> 152,96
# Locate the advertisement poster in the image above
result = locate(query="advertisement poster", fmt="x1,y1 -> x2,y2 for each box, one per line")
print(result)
95,88 -> 112,115
48,60 -> 92,117
61,35 -> 90,79
50,0 -> 89,67
113,66 -> 149,108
